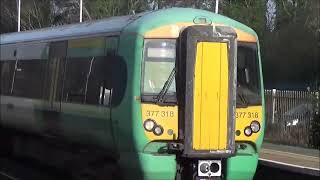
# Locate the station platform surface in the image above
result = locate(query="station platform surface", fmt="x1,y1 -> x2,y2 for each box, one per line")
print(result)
259,142 -> 320,176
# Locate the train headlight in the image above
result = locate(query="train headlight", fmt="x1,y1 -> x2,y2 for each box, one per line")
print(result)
153,125 -> 164,136
250,121 -> 260,133
244,126 -> 252,136
143,119 -> 155,132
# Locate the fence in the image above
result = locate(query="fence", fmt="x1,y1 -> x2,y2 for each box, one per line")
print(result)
264,89 -> 319,148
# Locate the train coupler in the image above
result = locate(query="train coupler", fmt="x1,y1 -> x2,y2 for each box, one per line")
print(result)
167,142 -> 184,153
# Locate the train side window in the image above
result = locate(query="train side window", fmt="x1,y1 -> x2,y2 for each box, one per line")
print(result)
63,58 -> 91,104
12,60 -> 46,99
63,56 -> 120,106
0,61 -> 15,95
85,57 -> 110,105
84,55 -> 127,106
87,55 -> 127,107
1,44 -> 18,96
8,42 -> 49,99
63,36 -> 126,106
63,37 -> 107,105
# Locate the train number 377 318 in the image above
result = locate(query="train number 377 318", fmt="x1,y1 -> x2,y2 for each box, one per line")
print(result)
236,112 -> 259,118
146,111 -> 174,117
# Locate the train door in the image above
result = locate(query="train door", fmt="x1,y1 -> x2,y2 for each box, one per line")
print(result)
45,41 -> 67,111
59,37 -> 117,151
176,25 -> 237,158
41,41 -> 67,136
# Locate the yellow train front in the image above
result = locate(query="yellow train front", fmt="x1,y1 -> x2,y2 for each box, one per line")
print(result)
135,8 -> 264,180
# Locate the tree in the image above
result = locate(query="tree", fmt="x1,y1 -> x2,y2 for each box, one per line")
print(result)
0,0 -> 17,33
275,0 -> 319,30
0,0 -> 51,33
263,0 -> 319,90
0,0 -> 151,34
220,0 -> 266,40
83,0 -> 149,20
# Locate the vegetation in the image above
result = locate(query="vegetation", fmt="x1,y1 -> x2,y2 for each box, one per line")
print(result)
263,0 -> 319,90
0,0 -> 52,32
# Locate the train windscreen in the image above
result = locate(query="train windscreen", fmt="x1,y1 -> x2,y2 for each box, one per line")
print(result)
237,43 -> 262,107
142,39 -> 176,102
142,40 -> 261,106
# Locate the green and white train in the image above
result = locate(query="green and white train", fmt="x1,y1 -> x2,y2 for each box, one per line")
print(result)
0,8 -> 265,180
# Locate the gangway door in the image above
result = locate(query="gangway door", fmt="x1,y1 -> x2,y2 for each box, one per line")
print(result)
176,25 -> 237,158
193,41 -> 229,150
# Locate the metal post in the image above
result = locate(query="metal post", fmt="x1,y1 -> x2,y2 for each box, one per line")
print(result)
80,0 -> 83,22
271,89 -> 277,124
17,0 -> 21,32
215,0 -> 219,14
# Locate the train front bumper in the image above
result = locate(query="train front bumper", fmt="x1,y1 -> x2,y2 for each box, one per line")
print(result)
226,143 -> 259,180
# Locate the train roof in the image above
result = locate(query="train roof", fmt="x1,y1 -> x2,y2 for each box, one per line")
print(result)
0,13 -> 146,45
0,8 -> 257,45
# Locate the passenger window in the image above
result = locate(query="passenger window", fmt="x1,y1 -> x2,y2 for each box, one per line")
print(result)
2,42 -> 49,99
63,55 -> 126,106
12,60 -> 46,98
63,58 -> 92,104
85,57 -> 109,105
0,61 -> 15,95
1,44 -> 18,96
63,37 -> 125,106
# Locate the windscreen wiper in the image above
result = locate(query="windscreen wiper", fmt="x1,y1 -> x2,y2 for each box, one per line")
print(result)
237,89 -> 249,107
154,68 -> 176,104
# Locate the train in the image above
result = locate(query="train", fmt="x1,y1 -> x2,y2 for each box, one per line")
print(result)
0,7 -> 265,180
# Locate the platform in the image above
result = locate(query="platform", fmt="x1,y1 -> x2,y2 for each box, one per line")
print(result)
259,142 -> 320,176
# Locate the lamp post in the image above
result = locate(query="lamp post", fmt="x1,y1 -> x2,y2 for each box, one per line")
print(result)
215,0 -> 219,14
80,0 -> 83,22
17,0 -> 21,32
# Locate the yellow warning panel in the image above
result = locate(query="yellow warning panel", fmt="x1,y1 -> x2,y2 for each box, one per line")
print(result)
235,106 -> 263,142
192,42 -> 229,150
141,104 -> 178,140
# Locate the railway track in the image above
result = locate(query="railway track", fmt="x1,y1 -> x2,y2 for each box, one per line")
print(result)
0,171 -> 19,180
1,148 -> 319,180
